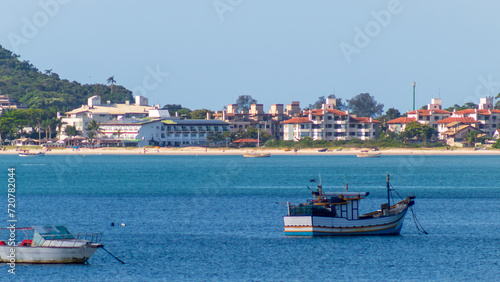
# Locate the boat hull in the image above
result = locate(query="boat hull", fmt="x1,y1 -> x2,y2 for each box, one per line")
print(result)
357,153 -> 380,158
243,153 -> 270,158
0,245 -> 100,263
283,209 -> 408,236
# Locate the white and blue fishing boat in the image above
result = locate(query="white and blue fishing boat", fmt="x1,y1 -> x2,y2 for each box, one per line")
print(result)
283,175 -> 415,236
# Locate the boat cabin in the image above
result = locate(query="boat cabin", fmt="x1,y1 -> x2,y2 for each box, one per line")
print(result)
323,192 -> 369,220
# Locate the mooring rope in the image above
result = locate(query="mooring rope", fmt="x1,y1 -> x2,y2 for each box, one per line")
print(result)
101,246 -> 126,264
410,205 -> 428,234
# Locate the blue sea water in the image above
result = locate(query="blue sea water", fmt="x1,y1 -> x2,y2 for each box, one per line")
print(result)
1,154 -> 499,281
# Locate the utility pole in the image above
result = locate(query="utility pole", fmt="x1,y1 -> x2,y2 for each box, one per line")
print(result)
412,81 -> 416,111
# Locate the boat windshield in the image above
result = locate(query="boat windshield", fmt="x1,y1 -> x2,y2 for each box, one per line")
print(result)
33,225 -> 75,244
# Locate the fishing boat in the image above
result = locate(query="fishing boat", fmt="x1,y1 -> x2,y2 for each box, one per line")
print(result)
18,150 -> 45,157
283,175 -> 415,236
356,150 -> 380,158
318,148 -> 328,152
0,225 -> 103,263
243,152 -> 270,158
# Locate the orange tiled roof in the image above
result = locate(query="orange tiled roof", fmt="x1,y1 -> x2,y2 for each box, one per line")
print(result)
387,117 -> 417,124
408,109 -> 451,115
349,117 -> 381,123
436,117 -> 478,124
282,117 -> 311,124
303,109 -> 348,116
454,109 -> 500,115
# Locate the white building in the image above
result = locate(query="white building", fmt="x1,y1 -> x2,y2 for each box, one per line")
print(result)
100,118 -> 164,147
282,99 -> 380,141
446,97 -> 500,137
61,95 -> 169,139
99,118 -> 231,147
387,99 -> 451,133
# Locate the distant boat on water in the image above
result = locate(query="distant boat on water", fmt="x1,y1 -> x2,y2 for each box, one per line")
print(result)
357,149 -> 380,158
18,150 -> 45,157
0,225 -> 102,263
243,152 -> 270,158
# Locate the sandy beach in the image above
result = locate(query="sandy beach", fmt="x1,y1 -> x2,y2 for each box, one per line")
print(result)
2,147 -> 500,156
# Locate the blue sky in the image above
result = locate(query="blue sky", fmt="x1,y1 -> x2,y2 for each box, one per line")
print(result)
1,1 -> 499,113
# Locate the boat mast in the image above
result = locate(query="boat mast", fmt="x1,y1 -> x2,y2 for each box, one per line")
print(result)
387,174 -> 390,208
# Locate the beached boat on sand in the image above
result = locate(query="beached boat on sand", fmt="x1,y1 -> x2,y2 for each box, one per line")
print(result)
283,175 -> 415,236
0,225 -> 102,263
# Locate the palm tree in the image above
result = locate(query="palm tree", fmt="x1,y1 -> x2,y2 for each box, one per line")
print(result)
107,76 -> 116,94
86,130 -> 96,146
113,129 -> 122,139
85,120 -> 102,146
64,125 -> 80,146
86,120 -> 101,133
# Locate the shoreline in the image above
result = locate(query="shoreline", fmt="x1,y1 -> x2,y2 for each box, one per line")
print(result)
1,147 -> 499,156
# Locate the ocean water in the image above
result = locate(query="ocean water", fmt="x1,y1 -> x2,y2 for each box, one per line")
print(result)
1,154 -> 499,281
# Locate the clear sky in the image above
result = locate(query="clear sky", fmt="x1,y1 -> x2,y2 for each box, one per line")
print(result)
1,1 -> 499,113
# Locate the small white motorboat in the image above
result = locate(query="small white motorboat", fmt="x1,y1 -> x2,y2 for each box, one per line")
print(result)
0,225 -> 102,264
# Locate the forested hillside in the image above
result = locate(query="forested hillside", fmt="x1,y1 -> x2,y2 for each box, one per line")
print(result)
0,45 -> 133,111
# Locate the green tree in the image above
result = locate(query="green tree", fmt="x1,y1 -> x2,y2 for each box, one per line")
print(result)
86,130 -> 97,146
346,93 -> 384,118
445,102 -> 478,112
85,120 -> 102,144
465,130 -> 478,147
306,94 -> 346,111
236,95 -> 257,113
162,104 -> 191,117
385,108 -> 401,120
64,125 -> 80,145
492,138 -> 500,149
401,122 -> 436,144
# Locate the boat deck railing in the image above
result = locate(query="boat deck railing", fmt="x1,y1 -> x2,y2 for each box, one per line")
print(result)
38,232 -> 103,247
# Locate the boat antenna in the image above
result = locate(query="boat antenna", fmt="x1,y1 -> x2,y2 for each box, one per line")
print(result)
387,173 -> 391,208
344,174 -> 348,192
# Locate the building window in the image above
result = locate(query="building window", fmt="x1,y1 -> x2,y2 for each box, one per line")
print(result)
328,116 -> 332,120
